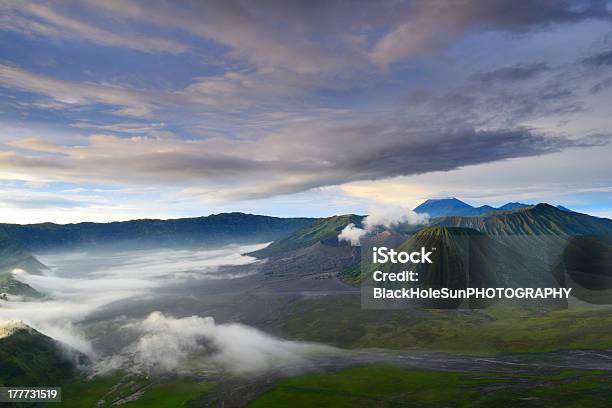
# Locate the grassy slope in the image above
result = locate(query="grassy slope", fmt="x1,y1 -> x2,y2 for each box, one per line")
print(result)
56,375 -> 210,408
280,295 -> 612,353
0,328 -> 76,387
432,203 -> 612,236
248,364 -> 612,408
249,214 -> 364,258
338,263 -> 366,285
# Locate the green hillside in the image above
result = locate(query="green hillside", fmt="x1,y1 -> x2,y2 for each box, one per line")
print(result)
249,214 -> 364,258
0,213 -> 315,251
249,364 -> 612,408
432,203 -> 612,237
261,204 -> 612,293
0,322 -> 82,387
0,232 -> 45,297
430,204 -> 612,265
0,234 -> 45,275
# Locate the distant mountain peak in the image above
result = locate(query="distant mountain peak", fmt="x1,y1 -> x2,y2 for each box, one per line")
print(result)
413,198 -> 476,217
414,198 -> 572,218
423,197 -> 465,203
414,198 -> 489,217
532,203 -> 559,212
420,198 -> 469,206
498,202 -> 531,211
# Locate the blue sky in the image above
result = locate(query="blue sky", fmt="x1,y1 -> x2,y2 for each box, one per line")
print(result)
0,0 -> 611,223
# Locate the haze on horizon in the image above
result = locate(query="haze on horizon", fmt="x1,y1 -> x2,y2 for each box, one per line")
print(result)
0,0 -> 611,223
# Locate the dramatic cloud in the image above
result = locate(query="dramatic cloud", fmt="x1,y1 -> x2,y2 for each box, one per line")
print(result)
0,126 -> 601,202
0,0 -> 610,219
0,125 -> 607,203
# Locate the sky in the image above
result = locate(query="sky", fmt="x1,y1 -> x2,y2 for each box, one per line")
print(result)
0,0 -> 611,223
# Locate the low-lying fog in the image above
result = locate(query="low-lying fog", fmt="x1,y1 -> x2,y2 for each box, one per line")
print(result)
1,243 -> 338,375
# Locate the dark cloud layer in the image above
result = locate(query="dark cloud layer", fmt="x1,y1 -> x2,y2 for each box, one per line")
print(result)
584,48 -> 612,66
1,126 -> 608,201
470,63 -> 551,85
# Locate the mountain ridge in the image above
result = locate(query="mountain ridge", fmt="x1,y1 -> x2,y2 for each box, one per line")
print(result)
0,212 -> 316,252
431,203 -> 612,236
248,214 -> 364,259
413,198 -> 573,217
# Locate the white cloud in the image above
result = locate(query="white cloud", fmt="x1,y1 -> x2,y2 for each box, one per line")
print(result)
129,312 -> 335,374
0,121 -> 591,205
337,205 -> 429,246
0,63 -> 321,119
0,64 -> 157,117
3,244 -> 339,376
1,243 -> 266,355
82,0 -> 357,74
338,223 -> 367,246
0,1 -> 188,54
363,205 -> 430,231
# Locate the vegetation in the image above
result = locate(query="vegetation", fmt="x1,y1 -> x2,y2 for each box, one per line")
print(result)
0,234 -> 45,275
1,202 -> 611,406
338,263 -> 368,285
280,295 -> 612,353
0,326 -> 79,387
248,364 -> 612,407
57,375 -> 210,408
249,214 -> 363,258
0,213 -> 315,251
433,203 -> 612,237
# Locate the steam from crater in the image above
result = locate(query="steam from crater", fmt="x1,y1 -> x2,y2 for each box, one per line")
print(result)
338,205 -> 429,246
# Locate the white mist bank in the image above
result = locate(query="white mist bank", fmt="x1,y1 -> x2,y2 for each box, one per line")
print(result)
3,242 -> 341,375
98,311 -> 338,375
0,243 -> 267,355
2,243 -> 347,375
